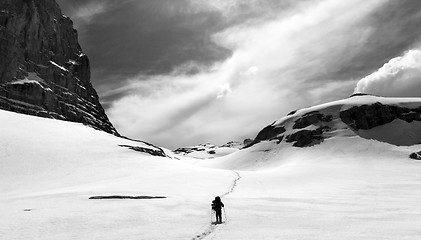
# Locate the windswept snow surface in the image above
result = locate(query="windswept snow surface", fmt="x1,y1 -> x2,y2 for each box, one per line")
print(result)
200,138 -> 421,239
0,110 -> 234,240
2,108 -> 421,239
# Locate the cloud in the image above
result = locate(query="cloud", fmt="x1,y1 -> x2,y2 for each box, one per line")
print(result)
57,0 -> 109,27
189,0 -> 309,21
72,1 -> 107,24
189,0 -> 271,17
107,0 -> 392,149
354,49 -> 421,97
65,0 -> 231,91
60,0 -> 421,97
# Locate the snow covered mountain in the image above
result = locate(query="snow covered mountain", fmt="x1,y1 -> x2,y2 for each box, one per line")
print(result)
248,94 -> 421,148
2,96 -> 421,239
3,0 -> 421,238
204,94 -> 421,170
174,141 -> 248,159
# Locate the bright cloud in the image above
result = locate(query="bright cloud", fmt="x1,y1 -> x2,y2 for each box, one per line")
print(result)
189,0 -> 268,17
72,1 -> 107,25
108,0 -> 389,149
355,49 -> 421,97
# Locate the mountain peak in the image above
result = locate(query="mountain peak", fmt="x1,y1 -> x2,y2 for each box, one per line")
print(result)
0,0 -> 117,135
248,95 -> 421,148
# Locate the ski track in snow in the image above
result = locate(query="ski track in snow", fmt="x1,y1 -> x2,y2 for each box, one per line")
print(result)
221,171 -> 241,198
191,171 -> 241,240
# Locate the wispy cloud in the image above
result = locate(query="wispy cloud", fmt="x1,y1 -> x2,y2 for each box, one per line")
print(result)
189,0 -> 306,20
57,0 -> 110,30
72,1 -> 108,25
107,0 -> 391,148
355,48 -> 421,97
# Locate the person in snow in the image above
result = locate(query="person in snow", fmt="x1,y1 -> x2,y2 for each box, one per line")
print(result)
211,196 -> 224,223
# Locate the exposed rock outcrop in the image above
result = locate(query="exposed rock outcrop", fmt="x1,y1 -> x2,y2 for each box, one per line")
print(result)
246,124 -> 286,147
0,0 -> 117,135
340,102 -> 421,130
248,96 -> 421,148
409,151 -> 421,160
119,144 -> 168,158
174,142 -> 243,159
174,145 -> 208,155
285,126 -> 330,147
247,111 -> 333,148
293,111 -> 333,129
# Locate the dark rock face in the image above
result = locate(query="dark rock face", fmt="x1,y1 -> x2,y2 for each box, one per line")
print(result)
174,146 -> 207,154
287,110 -> 297,116
409,151 -> 421,160
246,124 -> 286,147
293,111 -> 333,129
340,102 -> 421,130
0,0 -> 118,135
249,96 -> 421,149
248,111 -> 333,148
208,150 -> 216,154
119,145 -> 168,158
243,138 -> 253,146
285,126 -> 330,147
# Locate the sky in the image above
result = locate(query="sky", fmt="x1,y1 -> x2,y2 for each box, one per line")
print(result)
56,0 -> 421,149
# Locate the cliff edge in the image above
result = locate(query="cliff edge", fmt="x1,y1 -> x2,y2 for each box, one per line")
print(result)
0,0 -> 118,135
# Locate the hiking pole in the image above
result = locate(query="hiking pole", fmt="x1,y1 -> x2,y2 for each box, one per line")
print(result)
223,207 -> 227,222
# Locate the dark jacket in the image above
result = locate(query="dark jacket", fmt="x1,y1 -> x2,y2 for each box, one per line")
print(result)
212,197 -> 224,210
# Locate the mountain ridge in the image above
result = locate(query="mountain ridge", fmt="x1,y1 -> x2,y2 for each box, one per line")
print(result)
247,95 -> 421,148
0,0 -> 117,135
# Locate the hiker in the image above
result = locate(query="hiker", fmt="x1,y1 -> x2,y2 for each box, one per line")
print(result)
211,196 -> 224,223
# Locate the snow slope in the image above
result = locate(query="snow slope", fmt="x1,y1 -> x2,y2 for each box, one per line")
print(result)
0,110 -> 235,240
2,103 -> 421,240
199,130 -> 421,239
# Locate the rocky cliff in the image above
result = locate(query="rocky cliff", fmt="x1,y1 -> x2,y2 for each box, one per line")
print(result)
0,0 -> 118,135
339,102 -> 421,130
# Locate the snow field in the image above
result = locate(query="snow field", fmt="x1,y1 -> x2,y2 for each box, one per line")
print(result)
216,159 -> 421,239
2,109 -> 421,239
0,110 -> 235,240
200,137 -> 421,239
